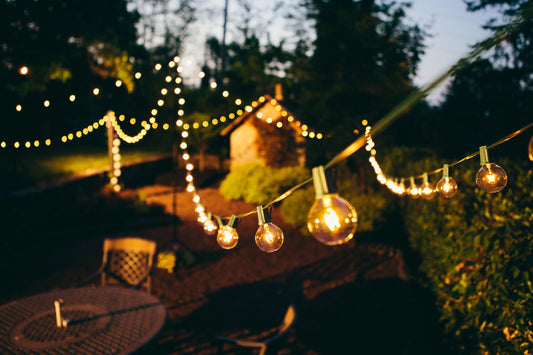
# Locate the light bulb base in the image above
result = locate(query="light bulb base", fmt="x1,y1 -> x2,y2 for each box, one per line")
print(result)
442,164 -> 449,178
257,206 -> 271,225
312,166 -> 336,199
479,146 -> 490,165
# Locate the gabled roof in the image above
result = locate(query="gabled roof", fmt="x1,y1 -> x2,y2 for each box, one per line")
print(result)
220,94 -> 302,136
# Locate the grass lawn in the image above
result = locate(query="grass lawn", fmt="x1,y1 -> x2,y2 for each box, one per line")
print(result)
0,142 -> 172,191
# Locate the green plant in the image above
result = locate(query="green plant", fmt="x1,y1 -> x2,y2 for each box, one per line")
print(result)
219,163 -> 309,205
403,159 -> 533,354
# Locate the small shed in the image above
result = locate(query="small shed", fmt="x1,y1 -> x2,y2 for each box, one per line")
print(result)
220,88 -> 306,169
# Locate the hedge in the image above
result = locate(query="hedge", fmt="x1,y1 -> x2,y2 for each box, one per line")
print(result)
402,158 -> 533,354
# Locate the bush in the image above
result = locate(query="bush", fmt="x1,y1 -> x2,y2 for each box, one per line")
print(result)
219,163 -> 309,205
280,165 -> 391,235
402,158 -> 533,354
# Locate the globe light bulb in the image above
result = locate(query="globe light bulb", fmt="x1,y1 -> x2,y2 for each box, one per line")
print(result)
475,146 -> 507,193
397,178 -> 407,197
255,206 -> 284,252
408,177 -> 420,199
307,166 -> 358,246
436,164 -> 458,198
421,172 -> 436,200
203,213 -> 218,236
216,216 -> 239,249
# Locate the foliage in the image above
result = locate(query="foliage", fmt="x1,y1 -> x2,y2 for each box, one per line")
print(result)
219,163 -> 309,205
286,0 -> 427,160
465,0 -> 533,87
280,165 -> 391,235
402,158 -> 533,354
438,58 -> 533,158
254,117 -> 302,168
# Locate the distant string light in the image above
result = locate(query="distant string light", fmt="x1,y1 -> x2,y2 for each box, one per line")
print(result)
362,121 -> 533,198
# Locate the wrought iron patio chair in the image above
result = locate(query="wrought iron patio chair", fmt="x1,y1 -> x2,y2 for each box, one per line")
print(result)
216,304 -> 297,355
79,237 -> 157,293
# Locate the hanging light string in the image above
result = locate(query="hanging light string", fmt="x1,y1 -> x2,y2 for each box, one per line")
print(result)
0,114 -> 111,150
3,57 -> 183,149
364,120 -> 533,198
181,5 -> 533,251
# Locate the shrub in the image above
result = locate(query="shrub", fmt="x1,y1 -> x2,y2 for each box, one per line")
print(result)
219,163 -> 309,205
280,165 -> 391,235
402,158 -> 533,354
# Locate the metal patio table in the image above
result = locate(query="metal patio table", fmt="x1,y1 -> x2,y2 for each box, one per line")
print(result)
0,286 -> 166,354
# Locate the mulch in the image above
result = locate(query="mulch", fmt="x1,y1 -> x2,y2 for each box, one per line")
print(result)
1,181 -> 450,354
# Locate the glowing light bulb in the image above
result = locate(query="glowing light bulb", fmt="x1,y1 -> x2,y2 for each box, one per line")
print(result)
476,146 -> 507,193
203,213 -> 218,236
255,206 -> 284,252
421,172 -> 436,200
397,178 -> 407,197
436,164 -> 458,198
408,177 -> 420,199
216,216 -> 239,249
307,166 -> 357,246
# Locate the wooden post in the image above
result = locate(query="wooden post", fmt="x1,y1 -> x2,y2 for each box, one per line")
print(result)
106,111 -> 115,174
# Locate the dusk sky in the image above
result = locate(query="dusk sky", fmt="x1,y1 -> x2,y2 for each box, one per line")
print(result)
179,0 -> 503,103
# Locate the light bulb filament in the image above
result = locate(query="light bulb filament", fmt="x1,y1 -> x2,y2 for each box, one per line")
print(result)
324,207 -> 341,232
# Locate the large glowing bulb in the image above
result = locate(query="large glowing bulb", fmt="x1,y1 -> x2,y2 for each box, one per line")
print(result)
436,164 -> 458,198
307,166 -> 357,246
475,146 -> 507,193
421,172 -> 436,200
216,216 -> 239,249
255,206 -> 284,252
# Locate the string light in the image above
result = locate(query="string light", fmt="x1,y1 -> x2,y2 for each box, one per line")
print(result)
255,206 -> 284,253
8,8 -> 532,251
307,166 -> 358,246
436,164 -> 458,198
476,145 -> 507,193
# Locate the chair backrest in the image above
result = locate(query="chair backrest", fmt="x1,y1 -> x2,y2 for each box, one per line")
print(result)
101,237 -> 157,293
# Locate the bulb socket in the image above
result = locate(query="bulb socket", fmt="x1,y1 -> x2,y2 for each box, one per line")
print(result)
257,206 -> 271,225
423,172 -> 429,185
216,215 -> 239,228
312,166 -> 337,199
442,164 -> 449,178
479,145 -> 490,165
227,215 -> 239,228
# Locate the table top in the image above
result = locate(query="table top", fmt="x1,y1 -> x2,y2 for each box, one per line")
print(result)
0,286 -> 166,355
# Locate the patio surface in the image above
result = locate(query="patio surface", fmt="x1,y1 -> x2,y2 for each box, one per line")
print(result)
1,180 -> 450,354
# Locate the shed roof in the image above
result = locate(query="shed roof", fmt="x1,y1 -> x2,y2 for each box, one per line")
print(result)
220,94 -> 302,137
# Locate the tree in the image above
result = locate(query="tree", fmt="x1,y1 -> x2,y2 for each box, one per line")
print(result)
437,1 -> 533,157
182,112 -> 223,172
130,0 -> 195,61
286,0 -> 426,164
0,0 -> 144,139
